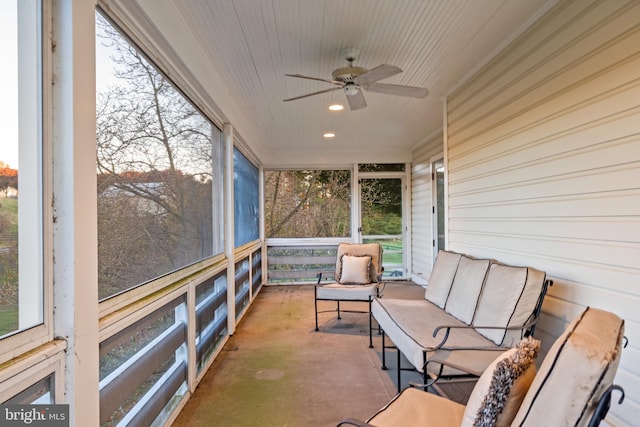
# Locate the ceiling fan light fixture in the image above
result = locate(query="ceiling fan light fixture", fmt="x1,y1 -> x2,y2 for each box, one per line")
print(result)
329,104 -> 344,111
343,84 -> 359,96
323,132 -> 336,138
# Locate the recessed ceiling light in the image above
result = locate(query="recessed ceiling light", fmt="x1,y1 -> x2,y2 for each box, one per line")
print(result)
329,104 -> 344,111
323,132 -> 336,138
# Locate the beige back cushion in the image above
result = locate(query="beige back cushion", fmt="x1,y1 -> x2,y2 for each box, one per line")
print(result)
444,256 -> 491,324
461,337 -> 540,427
424,250 -> 462,308
335,242 -> 381,282
512,307 -> 624,427
473,264 -> 545,345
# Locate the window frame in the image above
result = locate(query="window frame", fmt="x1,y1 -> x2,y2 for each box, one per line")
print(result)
0,0 -> 53,366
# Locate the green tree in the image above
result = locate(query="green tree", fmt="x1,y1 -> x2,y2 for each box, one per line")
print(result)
264,170 -> 351,238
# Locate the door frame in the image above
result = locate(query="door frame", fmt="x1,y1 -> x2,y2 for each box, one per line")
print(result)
356,166 -> 411,279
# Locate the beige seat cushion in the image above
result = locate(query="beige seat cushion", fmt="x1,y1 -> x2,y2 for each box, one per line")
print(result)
316,283 -> 378,301
424,250 -> 462,308
512,307 -> 624,427
372,298 -> 500,372
367,387 -> 465,426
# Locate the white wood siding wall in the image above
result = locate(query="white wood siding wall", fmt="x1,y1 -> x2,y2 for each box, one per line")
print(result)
444,0 -> 640,424
411,131 -> 443,284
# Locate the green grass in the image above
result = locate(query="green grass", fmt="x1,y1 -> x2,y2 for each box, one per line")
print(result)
0,304 -> 18,337
0,197 -> 19,234
0,197 -> 19,336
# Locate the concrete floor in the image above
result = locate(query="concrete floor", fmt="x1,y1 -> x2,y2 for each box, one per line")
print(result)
173,282 -> 472,427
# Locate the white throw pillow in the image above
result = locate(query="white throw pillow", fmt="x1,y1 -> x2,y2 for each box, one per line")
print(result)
339,254 -> 372,285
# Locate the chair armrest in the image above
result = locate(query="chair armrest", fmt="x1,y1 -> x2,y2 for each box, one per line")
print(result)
376,276 -> 386,297
336,418 -> 375,427
431,318 -> 538,349
316,271 -> 337,284
587,385 -> 625,427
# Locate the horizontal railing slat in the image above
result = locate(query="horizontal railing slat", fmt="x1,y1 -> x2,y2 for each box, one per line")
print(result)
196,315 -> 227,363
268,270 -> 330,280
267,255 -> 335,265
100,321 -> 186,423
124,360 -> 187,427
196,289 -> 227,332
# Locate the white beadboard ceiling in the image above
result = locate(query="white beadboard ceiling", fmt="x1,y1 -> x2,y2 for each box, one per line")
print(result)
104,0 -> 553,165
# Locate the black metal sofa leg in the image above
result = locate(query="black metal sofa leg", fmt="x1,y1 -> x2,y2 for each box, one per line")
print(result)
368,299 -> 373,348
381,330 -> 387,370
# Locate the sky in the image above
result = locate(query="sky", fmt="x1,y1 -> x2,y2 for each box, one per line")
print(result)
0,1 -> 19,169
0,5 -> 118,171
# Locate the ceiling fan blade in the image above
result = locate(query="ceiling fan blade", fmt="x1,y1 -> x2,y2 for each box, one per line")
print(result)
283,86 -> 342,102
346,88 -> 367,111
354,64 -> 402,85
365,82 -> 429,98
285,73 -> 342,86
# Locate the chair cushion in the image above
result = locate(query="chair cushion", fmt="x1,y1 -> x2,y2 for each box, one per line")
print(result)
472,264 -> 545,345
316,283 -> 378,301
335,243 -> 382,282
511,307 -> 624,427
462,336 -> 540,427
424,250 -> 462,308
367,387 -> 465,426
339,254 -> 372,284
444,256 -> 491,324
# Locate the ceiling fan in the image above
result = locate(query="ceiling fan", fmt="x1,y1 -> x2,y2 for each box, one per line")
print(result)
283,48 -> 428,111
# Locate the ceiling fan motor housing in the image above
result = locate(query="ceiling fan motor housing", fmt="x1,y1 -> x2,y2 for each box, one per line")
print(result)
332,65 -> 368,83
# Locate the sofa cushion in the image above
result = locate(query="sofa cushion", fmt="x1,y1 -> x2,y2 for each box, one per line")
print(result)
462,336 -> 540,427
444,256 -> 491,324
512,307 -> 624,427
339,254 -> 372,284
372,298 -> 499,372
424,250 -> 462,308
473,264 -> 545,345
367,387 -> 465,426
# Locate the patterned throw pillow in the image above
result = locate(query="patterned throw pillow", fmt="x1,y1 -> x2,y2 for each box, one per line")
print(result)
461,336 -> 541,427
339,254 -> 372,285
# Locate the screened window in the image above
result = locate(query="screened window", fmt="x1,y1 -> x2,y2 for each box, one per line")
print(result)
233,148 -> 259,247
264,170 -> 351,238
96,13 -> 222,300
0,0 -> 44,339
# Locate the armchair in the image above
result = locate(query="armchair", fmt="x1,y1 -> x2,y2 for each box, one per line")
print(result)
338,307 -> 626,427
315,242 -> 384,347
